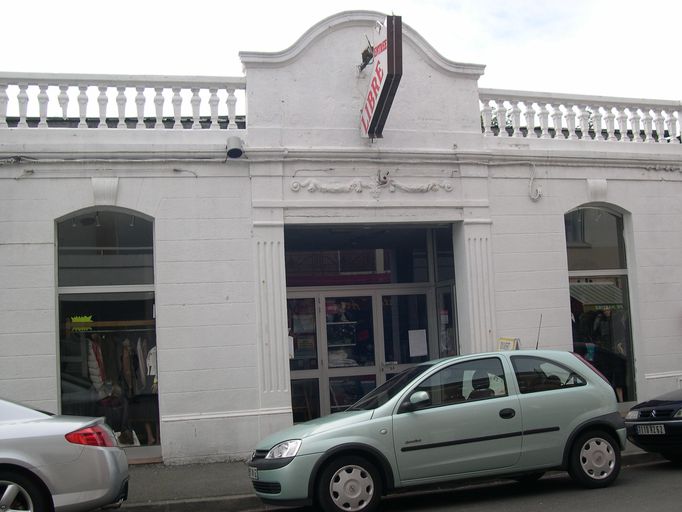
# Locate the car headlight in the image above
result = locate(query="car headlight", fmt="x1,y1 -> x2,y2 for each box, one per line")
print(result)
674,409 -> 682,418
625,410 -> 639,420
265,439 -> 301,459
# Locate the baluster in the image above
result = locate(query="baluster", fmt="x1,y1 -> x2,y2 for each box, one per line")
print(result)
564,105 -> 577,140
495,99 -> 507,136
666,111 -> 680,143
481,99 -> 493,136
523,102 -> 536,138
0,83 -> 7,128
78,85 -> 88,128
116,87 -> 127,128
172,87 -> 182,129
577,105 -> 590,140
592,106 -> 604,141
191,88 -> 201,129
17,84 -> 29,128
209,88 -> 220,130
154,87 -> 164,129
616,107 -> 629,142
550,104 -> 563,139
135,87 -> 146,129
641,109 -> 654,143
538,103 -> 550,139
653,109 -> 665,143
58,85 -> 69,119
97,86 -> 108,128
603,106 -> 616,141
628,108 -> 642,142
509,100 -> 522,137
226,88 -> 237,129
37,84 -> 49,128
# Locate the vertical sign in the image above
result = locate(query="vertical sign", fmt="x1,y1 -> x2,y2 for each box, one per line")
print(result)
360,15 -> 403,139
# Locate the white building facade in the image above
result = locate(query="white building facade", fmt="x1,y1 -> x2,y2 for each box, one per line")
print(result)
1,11 -> 681,464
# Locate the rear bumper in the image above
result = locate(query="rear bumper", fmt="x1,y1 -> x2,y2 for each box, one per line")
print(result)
102,478 -> 129,509
52,446 -> 129,512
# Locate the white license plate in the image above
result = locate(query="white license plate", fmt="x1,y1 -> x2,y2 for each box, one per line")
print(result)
637,424 -> 666,435
248,466 -> 259,480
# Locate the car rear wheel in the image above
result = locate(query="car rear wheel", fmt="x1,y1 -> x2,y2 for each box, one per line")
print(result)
0,471 -> 50,512
568,430 -> 621,488
317,455 -> 382,512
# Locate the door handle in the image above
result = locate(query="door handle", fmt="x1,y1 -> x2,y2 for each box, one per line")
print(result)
499,408 -> 516,419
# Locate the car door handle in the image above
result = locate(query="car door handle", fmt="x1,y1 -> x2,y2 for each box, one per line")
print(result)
499,408 -> 516,419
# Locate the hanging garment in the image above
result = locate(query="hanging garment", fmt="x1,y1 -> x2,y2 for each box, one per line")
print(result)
121,338 -> 134,396
136,337 -> 147,390
88,338 -> 106,397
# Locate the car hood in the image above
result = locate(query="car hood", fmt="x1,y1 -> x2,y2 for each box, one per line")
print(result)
631,389 -> 682,409
256,410 -> 373,450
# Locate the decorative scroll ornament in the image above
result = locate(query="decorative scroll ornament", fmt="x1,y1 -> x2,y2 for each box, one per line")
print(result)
290,179 -> 369,193
290,178 -> 453,199
388,181 -> 453,193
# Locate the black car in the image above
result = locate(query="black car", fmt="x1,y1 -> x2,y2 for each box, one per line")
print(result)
625,389 -> 682,463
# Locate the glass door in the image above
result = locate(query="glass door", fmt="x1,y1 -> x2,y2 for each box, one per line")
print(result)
288,290 -> 434,420
287,297 -> 321,423
325,295 -> 377,414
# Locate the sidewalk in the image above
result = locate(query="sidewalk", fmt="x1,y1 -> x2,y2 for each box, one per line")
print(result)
120,446 -> 662,512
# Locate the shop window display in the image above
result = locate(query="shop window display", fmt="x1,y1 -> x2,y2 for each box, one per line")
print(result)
565,207 -> 635,401
60,294 -> 159,446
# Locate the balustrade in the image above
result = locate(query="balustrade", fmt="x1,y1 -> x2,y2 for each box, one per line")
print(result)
0,72 -> 245,130
480,89 -> 681,144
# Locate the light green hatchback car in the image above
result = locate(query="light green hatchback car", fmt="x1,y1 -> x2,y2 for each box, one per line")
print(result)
247,350 -> 625,512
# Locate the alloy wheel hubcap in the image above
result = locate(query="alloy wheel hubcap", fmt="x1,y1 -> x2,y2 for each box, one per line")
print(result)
329,464 -> 374,511
0,481 -> 34,512
580,437 -> 615,479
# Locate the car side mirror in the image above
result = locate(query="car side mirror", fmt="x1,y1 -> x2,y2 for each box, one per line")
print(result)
410,390 -> 430,407
398,390 -> 431,413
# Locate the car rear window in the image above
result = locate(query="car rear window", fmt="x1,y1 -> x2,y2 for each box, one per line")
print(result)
511,356 -> 586,394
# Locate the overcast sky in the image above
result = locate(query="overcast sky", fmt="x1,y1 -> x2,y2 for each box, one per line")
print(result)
4,0 -> 680,100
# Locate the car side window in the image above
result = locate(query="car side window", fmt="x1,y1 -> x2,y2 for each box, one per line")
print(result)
404,357 -> 508,411
511,356 -> 586,394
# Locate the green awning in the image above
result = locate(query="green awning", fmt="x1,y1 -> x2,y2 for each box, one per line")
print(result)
570,283 -> 623,306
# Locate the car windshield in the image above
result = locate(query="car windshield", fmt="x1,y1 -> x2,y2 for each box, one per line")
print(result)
347,364 -> 434,411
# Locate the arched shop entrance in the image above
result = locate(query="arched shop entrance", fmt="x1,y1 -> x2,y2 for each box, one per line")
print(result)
284,225 -> 458,421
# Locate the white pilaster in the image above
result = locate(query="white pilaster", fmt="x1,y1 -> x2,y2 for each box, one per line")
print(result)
253,221 -> 291,410
454,219 -> 497,354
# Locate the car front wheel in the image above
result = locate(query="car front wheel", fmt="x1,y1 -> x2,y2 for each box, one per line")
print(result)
0,471 -> 50,512
568,430 -> 621,488
317,455 -> 382,512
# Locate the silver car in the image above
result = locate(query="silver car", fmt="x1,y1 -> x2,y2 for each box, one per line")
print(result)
0,398 -> 129,511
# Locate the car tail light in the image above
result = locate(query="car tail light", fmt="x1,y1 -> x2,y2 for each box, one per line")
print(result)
65,425 -> 117,447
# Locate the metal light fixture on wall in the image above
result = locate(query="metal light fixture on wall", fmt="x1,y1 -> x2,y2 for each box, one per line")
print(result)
226,136 -> 244,159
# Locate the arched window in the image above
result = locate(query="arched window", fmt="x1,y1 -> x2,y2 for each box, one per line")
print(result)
565,206 -> 635,401
57,209 -> 159,449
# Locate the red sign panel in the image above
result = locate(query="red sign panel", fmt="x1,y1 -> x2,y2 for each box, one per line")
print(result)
360,16 -> 403,139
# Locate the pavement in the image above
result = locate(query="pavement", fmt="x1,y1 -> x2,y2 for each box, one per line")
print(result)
120,445 -> 663,512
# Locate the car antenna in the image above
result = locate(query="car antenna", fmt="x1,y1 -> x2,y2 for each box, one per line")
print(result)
535,313 -> 543,349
